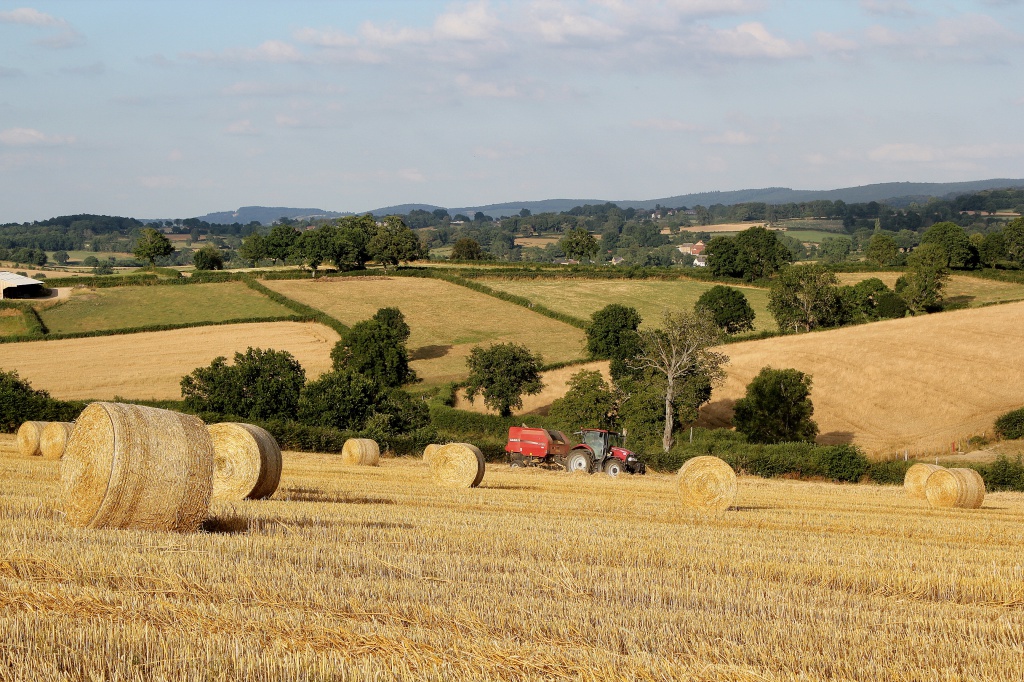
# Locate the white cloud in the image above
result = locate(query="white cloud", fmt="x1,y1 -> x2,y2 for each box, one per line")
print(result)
225,119 -> 258,135
35,29 -> 85,48
398,168 -> 426,182
0,127 -> 75,146
292,27 -> 358,48
275,114 -> 302,128
434,2 -> 498,41
186,39 -> 305,64
632,118 -> 700,132
860,0 -> 920,17
702,130 -> 757,145
221,81 -> 345,97
815,31 -> 859,53
455,73 -> 519,98
0,7 -> 64,26
703,22 -> 805,59
865,14 -> 1021,59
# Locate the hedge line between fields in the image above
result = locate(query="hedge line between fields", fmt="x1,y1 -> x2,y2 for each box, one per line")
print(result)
241,277 -> 349,335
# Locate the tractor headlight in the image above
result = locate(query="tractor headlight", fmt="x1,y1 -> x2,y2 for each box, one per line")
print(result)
627,456 -> 637,462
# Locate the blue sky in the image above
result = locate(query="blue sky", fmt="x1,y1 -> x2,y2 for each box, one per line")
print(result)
1,0 -> 1022,221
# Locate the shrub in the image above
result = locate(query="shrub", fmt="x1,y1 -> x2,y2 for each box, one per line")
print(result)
732,367 -> 818,444
995,407 -> 1024,440
298,369 -> 380,431
0,370 -> 82,432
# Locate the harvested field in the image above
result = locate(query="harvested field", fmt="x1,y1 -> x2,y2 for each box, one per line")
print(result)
38,281 -> 295,334
454,360 -> 611,415
837,272 -> 1024,308
513,236 -> 561,247
264,277 -> 586,385
483,278 -> 775,331
701,301 -> 1024,456
678,222 -> 769,232
0,321 -> 338,400
2,444 -> 1024,680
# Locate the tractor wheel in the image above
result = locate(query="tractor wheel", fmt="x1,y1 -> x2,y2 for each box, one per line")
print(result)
603,458 -> 624,477
566,451 -> 591,474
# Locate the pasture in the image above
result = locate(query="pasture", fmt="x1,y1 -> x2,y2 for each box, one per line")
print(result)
263,277 -> 587,385
482,278 -> 776,331
781,229 -> 849,243
0,321 -> 339,400
2,443 -> 1023,680
701,301 -> 1024,456
837,272 -> 1024,308
0,308 -> 28,337
37,282 -> 295,334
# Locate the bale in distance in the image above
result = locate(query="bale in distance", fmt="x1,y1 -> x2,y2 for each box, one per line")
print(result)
677,456 -> 737,512
60,402 -> 214,532
430,443 -> 485,489
341,438 -> 380,466
16,421 -> 48,457
207,422 -> 282,501
40,422 -> 75,461
904,463 -> 943,500
422,443 -> 441,465
925,467 -> 986,509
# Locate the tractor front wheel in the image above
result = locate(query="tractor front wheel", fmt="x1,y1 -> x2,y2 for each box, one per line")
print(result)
566,451 -> 591,474
603,458 -> 624,477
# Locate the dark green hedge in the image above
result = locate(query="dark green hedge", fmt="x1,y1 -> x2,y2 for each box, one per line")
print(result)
995,407 -> 1024,440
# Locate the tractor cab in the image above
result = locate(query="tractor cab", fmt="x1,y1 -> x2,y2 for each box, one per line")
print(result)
578,429 -> 621,460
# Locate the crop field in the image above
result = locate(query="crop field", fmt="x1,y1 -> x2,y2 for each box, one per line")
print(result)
37,282 -> 295,334
0,321 -> 339,400
701,301 -> 1024,456
678,222 -> 769,233
837,272 -> 1024,308
482,278 -> 776,332
513,235 -> 561,247
2,443 -> 1024,680
263,277 -> 587,385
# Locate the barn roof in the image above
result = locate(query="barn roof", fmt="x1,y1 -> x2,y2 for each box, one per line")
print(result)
0,272 -> 42,286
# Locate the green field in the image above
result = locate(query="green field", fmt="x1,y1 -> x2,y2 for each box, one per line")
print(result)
0,310 -> 28,337
481,278 -> 776,332
775,219 -> 845,232
782,230 -> 850,243
38,281 -> 295,334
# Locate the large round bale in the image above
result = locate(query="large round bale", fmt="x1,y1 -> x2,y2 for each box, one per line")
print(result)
207,423 -> 282,501
430,443 -> 485,489
16,421 -> 48,457
40,422 -> 75,461
341,438 -> 380,466
677,456 -> 737,513
904,463 -> 944,500
60,402 -> 214,532
422,443 -> 441,465
925,467 -> 987,509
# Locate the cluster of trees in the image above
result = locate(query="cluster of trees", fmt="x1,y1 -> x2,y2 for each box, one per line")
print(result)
181,307 -> 428,439
0,246 -> 47,266
237,215 -> 423,272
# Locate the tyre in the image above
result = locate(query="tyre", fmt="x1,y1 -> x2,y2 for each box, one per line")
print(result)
566,451 -> 592,474
603,458 -> 624,477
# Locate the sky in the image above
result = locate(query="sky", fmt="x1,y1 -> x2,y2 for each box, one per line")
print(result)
0,0 -> 1022,222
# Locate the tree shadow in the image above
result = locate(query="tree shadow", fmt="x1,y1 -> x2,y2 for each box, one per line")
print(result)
817,431 -> 855,445
697,399 -> 735,429
409,344 -> 452,361
731,505 -> 774,512
275,486 -> 396,505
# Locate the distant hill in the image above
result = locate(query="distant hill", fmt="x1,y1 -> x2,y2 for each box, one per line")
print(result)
190,179 -> 1024,224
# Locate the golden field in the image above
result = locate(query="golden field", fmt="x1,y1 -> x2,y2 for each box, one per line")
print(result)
453,360 -> 611,415
702,301 -> 1024,456
0,321 -> 339,400
2,440 -> 1024,680
264,277 -> 586,385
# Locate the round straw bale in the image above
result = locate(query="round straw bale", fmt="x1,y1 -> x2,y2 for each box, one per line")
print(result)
904,463 -> 943,500
422,443 -> 441,465
925,467 -> 986,509
341,438 -> 380,466
40,422 -> 75,461
60,402 -> 214,532
430,443 -> 485,489
677,456 -> 737,512
207,422 -> 282,501
16,421 -> 48,457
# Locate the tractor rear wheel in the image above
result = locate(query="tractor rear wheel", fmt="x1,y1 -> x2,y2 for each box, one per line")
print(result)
566,451 -> 591,474
603,458 -> 624,477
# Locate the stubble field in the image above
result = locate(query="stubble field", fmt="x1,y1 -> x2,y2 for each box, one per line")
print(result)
0,321 -> 339,400
264,277 -> 587,385
2,441 -> 1023,680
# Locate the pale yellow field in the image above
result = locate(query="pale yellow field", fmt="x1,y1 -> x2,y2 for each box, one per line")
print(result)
678,222 -> 771,232
2,442 -> 1024,680
513,235 -> 560,247
0,321 -> 339,400
838,272 -> 1024,307
264,277 -> 586,385
701,301 -> 1024,456
453,360 -> 611,415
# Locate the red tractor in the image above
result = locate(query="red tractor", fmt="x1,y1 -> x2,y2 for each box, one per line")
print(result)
505,426 -> 645,476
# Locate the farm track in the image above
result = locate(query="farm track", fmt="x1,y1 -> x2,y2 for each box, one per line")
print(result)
2,443 -> 1024,680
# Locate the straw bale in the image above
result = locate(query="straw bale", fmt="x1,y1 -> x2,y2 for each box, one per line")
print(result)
925,467 -> 987,509
431,443 -> 485,489
341,438 -> 380,466
904,463 -> 943,500
16,421 -> 48,457
40,422 -> 75,461
422,443 -> 441,465
677,456 -> 737,512
60,402 -> 214,532
207,423 -> 282,501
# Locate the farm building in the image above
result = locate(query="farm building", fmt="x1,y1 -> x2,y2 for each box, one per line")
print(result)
0,272 -> 47,299
678,240 -> 706,256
